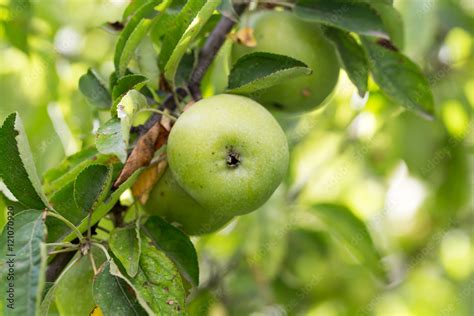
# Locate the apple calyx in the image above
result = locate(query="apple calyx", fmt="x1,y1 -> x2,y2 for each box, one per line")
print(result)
226,148 -> 241,168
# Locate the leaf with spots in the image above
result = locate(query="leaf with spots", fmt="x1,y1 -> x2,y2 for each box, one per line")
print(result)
93,261 -> 147,316
143,215 -> 199,287
118,234 -> 186,315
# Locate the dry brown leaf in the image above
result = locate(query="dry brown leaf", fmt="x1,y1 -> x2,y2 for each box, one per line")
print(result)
234,27 -> 257,47
160,109 -> 173,131
114,122 -> 168,187
132,157 -> 168,204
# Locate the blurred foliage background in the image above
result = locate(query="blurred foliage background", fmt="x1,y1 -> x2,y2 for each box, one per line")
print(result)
0,0 -> 473,315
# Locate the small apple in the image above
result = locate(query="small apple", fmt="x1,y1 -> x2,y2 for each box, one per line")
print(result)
145,168 -> 233,235
167,94 -> 289,217
232,10 -> 340,112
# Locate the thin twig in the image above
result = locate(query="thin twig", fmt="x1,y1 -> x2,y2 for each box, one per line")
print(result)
47,211 -> 83,240
48,248 -> 79,256
188,3 -> 247,100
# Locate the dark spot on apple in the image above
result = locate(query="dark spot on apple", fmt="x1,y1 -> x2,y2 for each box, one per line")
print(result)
226,149 -> 241,168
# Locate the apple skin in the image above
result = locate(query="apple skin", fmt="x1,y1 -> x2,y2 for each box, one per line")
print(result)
232,10 -> 340,112
145,168 -> 233,235
167,94 -> 289,217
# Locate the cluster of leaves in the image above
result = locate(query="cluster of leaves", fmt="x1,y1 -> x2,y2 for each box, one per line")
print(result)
0,0 -> 442,315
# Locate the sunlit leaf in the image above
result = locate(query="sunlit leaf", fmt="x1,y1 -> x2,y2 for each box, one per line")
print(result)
114,0 -> 160,75
96,117 -> 127,163
160,0 -> 221,83
0,113 -> 48,209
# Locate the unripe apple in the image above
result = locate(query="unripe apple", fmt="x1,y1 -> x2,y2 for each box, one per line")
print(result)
232,10 -> 340,112
145,168 -> 233,235
167,94 -> 289,217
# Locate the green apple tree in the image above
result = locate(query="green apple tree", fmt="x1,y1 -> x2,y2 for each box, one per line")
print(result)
0,0 -> 443,315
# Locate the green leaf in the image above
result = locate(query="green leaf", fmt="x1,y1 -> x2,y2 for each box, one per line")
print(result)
2,0 -> 31,54
119,18 -> 154,76
97,90 -> 147,163
47,182 -> 83,242
324,27 -> 369,96
96,117 -> 127,163
42,147 -> 116,196
243,188 -> 288,280
143,216 -> 199,286
74,164 -> 113,212
39,284 -> 59,316
78,69 -> 112,110
0,113 -> 48,209
61,169 -> 143,243
227,52 -> 312,94
109,226 -> 141,277
294,0 -> 388,38
310,204 -> 386,280
114,0 -> 160,75
0,209 -> 47,316
116,90 -> 148,144
54,249 -> 106,316
371,3 -> 404,49
136,37 -> 160,90
160,0 -> 221,83
361,36 -> 435,119
112,70 -> 148,102
93,261 -> 147,316
122,0 -> 152,21
118,234 -> 186,314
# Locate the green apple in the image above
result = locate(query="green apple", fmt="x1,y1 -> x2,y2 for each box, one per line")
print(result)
145,168 -> 233,235
167,94 -> 289,217
232,10 -> 340,112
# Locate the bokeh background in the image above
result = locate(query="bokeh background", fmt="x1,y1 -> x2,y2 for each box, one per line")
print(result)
0,0 -> 473,315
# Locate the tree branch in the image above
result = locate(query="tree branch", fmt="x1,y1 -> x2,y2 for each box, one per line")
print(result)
188,3 -> 247,100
